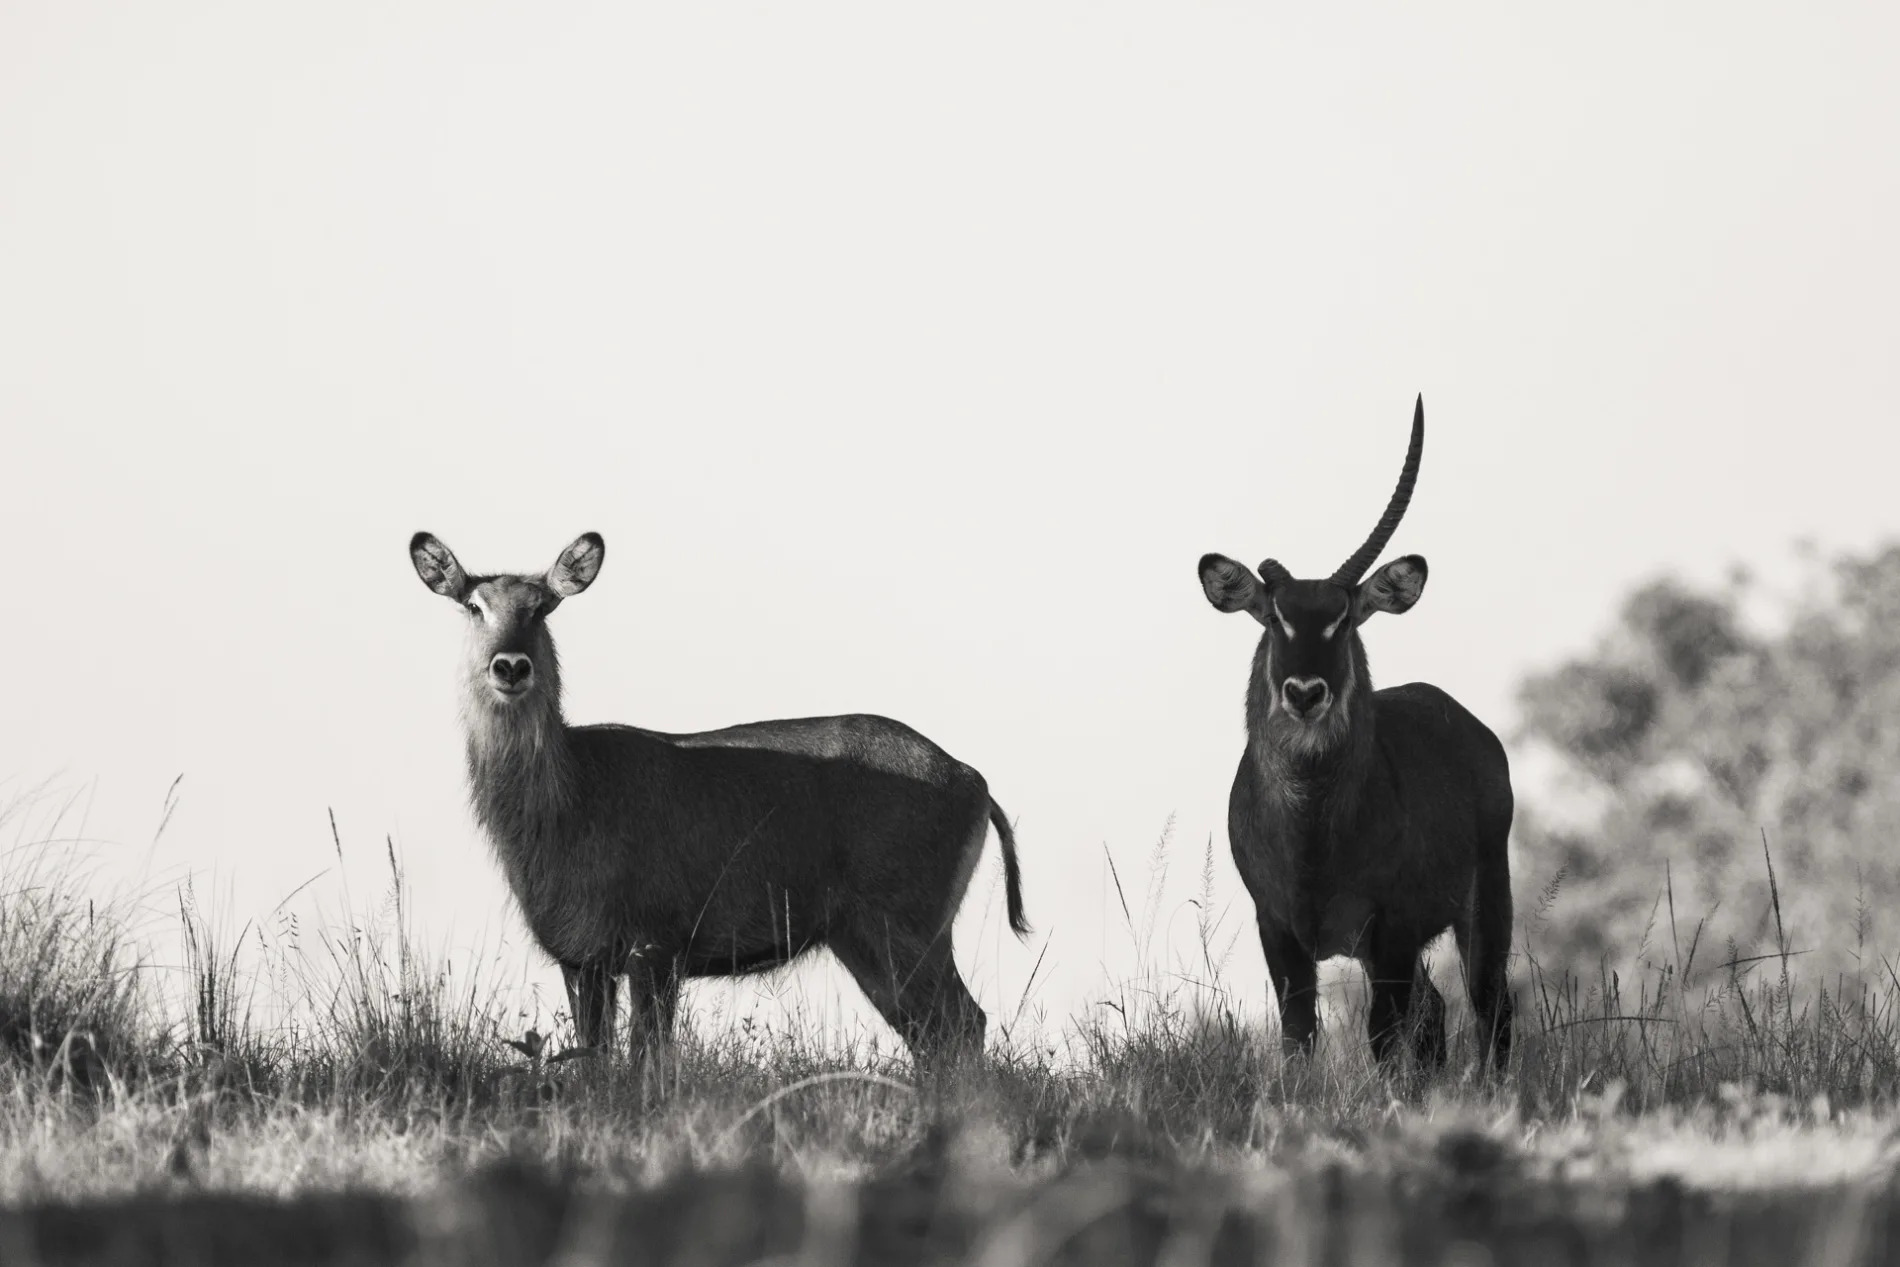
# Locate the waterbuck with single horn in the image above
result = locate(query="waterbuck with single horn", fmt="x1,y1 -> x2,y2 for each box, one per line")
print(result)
409,531 -> 1029,1064
1196,397 -> 1514,1069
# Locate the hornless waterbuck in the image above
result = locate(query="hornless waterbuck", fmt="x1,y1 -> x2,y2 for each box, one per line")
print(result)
409,532 -> 1029,1063
1196,397 -> 1514,1069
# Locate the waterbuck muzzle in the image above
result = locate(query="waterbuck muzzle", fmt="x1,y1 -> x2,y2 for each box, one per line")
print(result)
489,651 -> 534,695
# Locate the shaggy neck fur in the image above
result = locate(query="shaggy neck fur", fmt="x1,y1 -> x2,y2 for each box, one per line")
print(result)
461,638 -> 579,867
1244,631 -> 1378,845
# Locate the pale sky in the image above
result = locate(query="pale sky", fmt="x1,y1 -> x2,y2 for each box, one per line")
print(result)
3,2 -> 1896,1046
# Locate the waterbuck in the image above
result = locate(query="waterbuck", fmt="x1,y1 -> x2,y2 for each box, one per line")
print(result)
409,531 -> 1029,1064
1196,397 -> 1514,1068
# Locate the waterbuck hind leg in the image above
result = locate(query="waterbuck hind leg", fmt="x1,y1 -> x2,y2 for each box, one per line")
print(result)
562,961 -> 619,1054
830,928 -> 985,1067
1261,923 -> 1319,1059
1456,873 -> 1516,1071
625,957 -> 684,1065
1476,966 -> 1514,1071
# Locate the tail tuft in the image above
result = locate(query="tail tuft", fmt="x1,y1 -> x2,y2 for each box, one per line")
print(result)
988,798 -> 1030,938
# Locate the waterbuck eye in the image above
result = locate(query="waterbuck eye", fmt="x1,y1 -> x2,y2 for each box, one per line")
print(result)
463,602 -> 482,618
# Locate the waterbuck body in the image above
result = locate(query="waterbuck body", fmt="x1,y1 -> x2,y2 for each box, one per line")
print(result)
1199,398 -> 1514,1068
410,532 -> 1028,1064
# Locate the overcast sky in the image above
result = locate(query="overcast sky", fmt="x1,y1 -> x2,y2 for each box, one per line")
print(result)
3,2 -> 1896,1046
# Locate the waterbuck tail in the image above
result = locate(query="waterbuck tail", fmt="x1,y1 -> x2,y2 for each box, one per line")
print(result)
988,797 -> 1031,938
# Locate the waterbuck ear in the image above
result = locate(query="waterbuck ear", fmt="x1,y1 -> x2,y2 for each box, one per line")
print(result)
548,532 -> 605,597
1199,553 -> 1270,624
410,532 -> 470,600
1356,554 -> 1428,624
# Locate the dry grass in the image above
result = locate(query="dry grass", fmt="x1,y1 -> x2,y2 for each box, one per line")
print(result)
7,812 -> 1900,1264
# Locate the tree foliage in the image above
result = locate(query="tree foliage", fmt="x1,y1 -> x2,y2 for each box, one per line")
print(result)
1514,544 -> 1900,979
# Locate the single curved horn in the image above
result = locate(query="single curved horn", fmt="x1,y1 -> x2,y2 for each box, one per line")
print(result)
1256,558 -> 1294,587
1330,394 -> 1425,585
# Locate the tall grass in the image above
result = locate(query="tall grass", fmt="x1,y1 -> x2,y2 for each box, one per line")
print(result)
0,787 -> 149,1093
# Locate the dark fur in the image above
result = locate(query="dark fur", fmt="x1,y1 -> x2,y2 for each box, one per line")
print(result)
411,532 -> 1028,1064
1197,402 -> 1514,1069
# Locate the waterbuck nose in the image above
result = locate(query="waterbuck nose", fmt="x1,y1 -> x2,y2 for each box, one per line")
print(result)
1281,677 -> 1330,719
490,653 -> 533,689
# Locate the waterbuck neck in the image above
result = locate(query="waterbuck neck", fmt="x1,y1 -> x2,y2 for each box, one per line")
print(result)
461,658 -> 579,856
1244,631 -> 1377,829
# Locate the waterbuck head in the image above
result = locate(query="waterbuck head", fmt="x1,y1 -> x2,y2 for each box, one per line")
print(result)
409,532 -> 605,712
1198,397 -> 1429,753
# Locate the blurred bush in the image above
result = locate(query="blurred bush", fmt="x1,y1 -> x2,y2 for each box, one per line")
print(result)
1514,543 -> 1900,980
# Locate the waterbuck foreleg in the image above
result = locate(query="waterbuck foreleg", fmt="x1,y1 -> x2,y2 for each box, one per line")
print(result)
1409,957 -> 1449,1067
1261,923 -> 1319,1059
562,960 -> 619,1054
1365,937 -> 1447,1069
